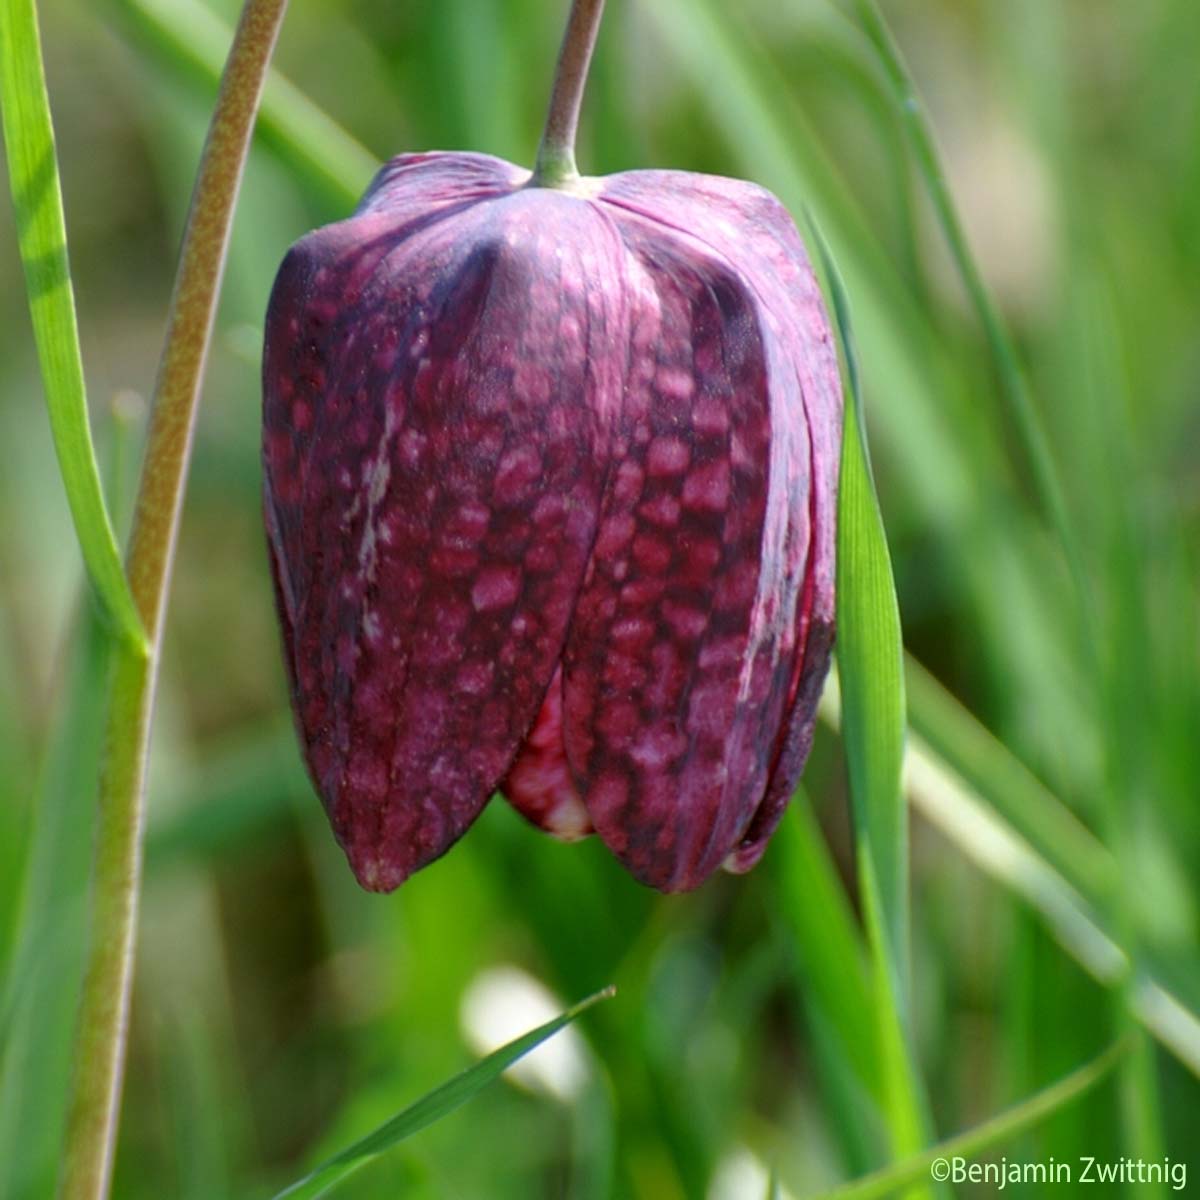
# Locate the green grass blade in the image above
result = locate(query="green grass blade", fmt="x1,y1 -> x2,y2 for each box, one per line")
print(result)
847,4 -> 1171,1162
106,0 -> 378,212
817,674 -> 1200,1079
770,800 -> 879,1105
57,2 -> 291,1192
0,397 -> 138,1197
813,223 -> 931,1187
825,255 -> 906,971
817,222 -> 905,1003
0,0 -> 147,651
810,1038 -> 1128,1200
848,0 -> 1081,594
906,723 -> 1200,1075
271,987 -> 615,1200
0,603 -> 111,1199
904,655 -> 1116,902
856,858 -> 929,1191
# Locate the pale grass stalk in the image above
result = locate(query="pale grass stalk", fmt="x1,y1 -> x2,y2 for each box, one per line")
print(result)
56,2 -> 290,1195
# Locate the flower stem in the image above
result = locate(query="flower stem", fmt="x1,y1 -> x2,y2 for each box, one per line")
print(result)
55,2 -> 289,1197
531,0 -> 607,187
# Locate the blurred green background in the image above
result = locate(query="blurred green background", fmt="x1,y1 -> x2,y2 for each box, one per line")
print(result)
2,0 -> 1199,1196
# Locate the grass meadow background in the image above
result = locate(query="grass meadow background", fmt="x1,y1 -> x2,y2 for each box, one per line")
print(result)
2,0 -> 1199,1196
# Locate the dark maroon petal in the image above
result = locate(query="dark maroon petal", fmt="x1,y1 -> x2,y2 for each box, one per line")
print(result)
264,162 -> 631,890
559,214 -> 805,892
726,619 -> 834,874
595,172 -> 842,880
265,152 -> 841,893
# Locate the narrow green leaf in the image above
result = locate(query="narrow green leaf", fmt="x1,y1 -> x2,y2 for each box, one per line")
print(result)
0,398 -> 139,1197
770,800 -> 879,1104
843,23 -> 1173,1164
815,670 -> 1200,1080
819,225 -> 907,986
898,725 -> 1200,1078
0,603 -> 110,1199
857,857 -> 929,1190
904,655 -> 1116,903
0,0 -> 147,652
809,1038 -> 1128,1200
848,0 -> 1083,597
812,221 -> 931,1189
271,987 -> 615,1200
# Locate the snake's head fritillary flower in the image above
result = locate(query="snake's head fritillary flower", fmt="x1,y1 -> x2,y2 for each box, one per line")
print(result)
262,4 -> 841,894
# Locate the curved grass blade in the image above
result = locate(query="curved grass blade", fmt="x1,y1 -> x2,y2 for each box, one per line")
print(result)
847,0 -> 1082,599
770,799 -> 878,1104
0,393 -> 141,1198
812,221 -> 932,1190
904,655 -> 1116,902
0,603 -> 110,1199
0,0 -> 147,651
810,1038 -> 1128,1200
819,667 -> 1200,1078
271,987 -> 615,1200
900,727 -> 1200,1078
845,6 -> 1168,1162
823,238 -> 906,968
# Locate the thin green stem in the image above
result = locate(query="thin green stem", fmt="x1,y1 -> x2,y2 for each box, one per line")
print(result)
55,2 -> 289,1196
531,0 -> 607,186
55,651 -> 150,1200
850,0 -> 1085,605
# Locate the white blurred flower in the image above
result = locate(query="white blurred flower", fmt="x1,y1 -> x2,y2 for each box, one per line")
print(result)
709,1148 -> 797,1200
459,965 -> 590,1103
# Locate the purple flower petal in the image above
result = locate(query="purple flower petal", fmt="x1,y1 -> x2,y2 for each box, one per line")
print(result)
264,158 -> 632,889
597,172 -> 842,875
263,153 -> 842,893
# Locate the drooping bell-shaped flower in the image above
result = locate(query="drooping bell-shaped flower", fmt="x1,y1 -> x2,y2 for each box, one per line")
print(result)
262,0 -> 842,893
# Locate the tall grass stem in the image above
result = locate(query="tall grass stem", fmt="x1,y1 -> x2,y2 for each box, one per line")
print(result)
55,2 -> 289,1195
